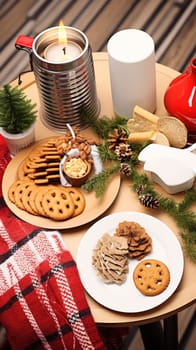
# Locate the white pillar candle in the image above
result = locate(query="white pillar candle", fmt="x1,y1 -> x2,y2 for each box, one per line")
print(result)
107,29 -> 156,118
44,41 -> 81,62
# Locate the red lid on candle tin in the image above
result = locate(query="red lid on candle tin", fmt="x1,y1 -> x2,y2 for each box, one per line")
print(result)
15,35 -> 34,49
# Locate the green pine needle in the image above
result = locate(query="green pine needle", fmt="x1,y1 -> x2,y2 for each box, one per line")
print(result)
81,111 -> 128,139
82,162 -> 120,197
178,189 -> 196,211
131,168 -> 157,196
181,233 -> 196,262
97,143 -> 117,161
158,196 -> 178,214
130,169 -> 196,261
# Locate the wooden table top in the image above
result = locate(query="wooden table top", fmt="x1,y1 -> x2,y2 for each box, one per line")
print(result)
11,52 -> 195,326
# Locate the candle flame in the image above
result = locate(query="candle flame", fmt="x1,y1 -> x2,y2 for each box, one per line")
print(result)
58,20 -> 67,45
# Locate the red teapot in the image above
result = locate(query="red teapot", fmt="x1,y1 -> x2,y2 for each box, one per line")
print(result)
164,57 -> 196,143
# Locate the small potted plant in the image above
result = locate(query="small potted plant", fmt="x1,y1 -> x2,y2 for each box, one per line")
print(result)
0,84 -> 37,155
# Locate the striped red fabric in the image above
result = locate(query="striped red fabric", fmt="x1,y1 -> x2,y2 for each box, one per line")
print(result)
0,135 -> 106,350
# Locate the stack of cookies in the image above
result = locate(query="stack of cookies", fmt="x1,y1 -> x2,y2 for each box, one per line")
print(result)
17,138 -> 62,185
8,182 -> 85,221
92,233 -> 129,284
115,221 -> 152,260
7,127 -> 98,221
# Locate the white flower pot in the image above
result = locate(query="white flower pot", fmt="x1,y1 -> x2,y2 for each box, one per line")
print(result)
0,124 -> 35,156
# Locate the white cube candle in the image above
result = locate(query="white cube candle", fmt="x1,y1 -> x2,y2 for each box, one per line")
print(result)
107,29 -> 156,118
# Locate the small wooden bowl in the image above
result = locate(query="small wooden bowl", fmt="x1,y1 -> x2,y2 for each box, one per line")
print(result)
63,157 -> 91,187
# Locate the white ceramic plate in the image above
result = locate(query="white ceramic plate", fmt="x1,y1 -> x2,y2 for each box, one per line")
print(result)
77,211 -> 184,313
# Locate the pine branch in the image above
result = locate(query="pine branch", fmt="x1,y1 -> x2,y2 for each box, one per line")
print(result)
81,111 -> 128,139
131,169 -> 196,261
181,233 -> 196,262
82,162 -> 120,197
175,211 -> 196,233
158,196 -> 178,214
97,144 -> 117,161
131,168 -> 157,196
178,188 -> 196,211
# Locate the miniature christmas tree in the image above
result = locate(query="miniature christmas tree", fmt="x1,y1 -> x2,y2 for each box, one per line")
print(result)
0,84 -> 37,134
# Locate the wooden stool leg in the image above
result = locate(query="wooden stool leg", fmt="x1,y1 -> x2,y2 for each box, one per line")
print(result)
139,321 -> 164,350
163,314 -> 179,350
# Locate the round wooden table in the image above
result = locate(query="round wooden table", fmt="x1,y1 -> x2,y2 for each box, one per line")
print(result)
11,52 -> 195,349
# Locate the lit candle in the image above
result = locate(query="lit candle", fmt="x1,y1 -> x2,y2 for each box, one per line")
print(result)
45,41 -> 81,62
44,21 -> 82,62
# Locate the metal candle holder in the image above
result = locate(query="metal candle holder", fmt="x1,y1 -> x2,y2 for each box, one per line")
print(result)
17,27 -> 100,132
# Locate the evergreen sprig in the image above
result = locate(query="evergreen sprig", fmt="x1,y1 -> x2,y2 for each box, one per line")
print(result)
82,113 -> 196,262
97,143 -> 118,161
0,84 -> 37,134
82,162 -> 120,197
131,168 -> 157,196
178,189 -> 196,211
131,168 -> 196,261
81,111 -> 128,139
181,233 -> 196,262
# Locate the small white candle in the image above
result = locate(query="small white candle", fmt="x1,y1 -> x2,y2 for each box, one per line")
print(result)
44,41 -> 81,62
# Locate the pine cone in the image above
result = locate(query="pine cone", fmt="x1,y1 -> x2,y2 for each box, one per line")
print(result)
108,129 -> 128,151
120,163 -> 132,176
114,143 -> 132,161
139,193 -> 160,208
135,184 -> 146,195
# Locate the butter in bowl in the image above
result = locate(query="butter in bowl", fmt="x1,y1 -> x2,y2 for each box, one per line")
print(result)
63,157 -> 92,187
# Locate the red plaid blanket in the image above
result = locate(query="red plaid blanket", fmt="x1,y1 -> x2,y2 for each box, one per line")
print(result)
0,135 -> 106,350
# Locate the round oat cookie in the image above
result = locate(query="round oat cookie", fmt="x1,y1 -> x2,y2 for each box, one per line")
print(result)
33,185 -> 56,216
8,180 -> 24,203
28,185 -> 43,214
63,187 -> 85,217
42,187 -> 75,221
34,186 -> 50,217
133,259 -> 170,296
13,181 -> 34,210
21,184 -> 39,215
